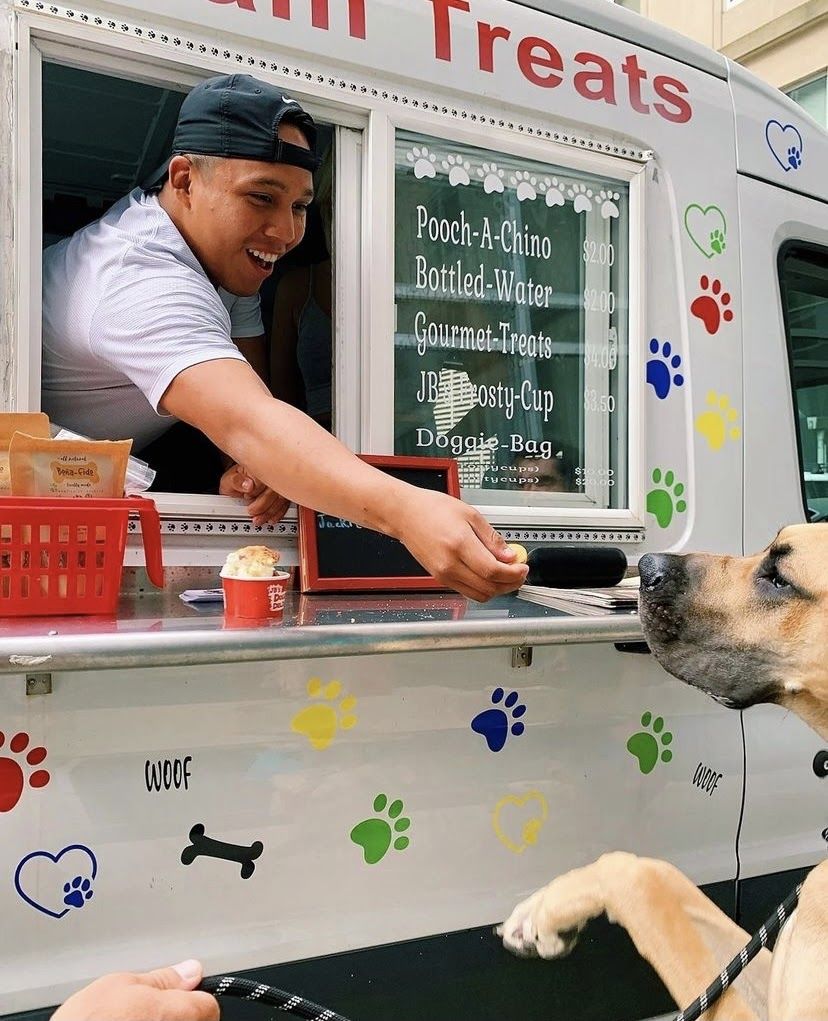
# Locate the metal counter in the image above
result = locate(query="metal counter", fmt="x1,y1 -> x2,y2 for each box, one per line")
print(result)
0,587 -> 643,674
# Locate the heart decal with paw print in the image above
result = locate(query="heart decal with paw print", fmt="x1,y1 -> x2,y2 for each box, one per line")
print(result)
684,204 -> 727,259
492,791 -> 549,854
765,120 -> 804,173
14,844 -> 97,919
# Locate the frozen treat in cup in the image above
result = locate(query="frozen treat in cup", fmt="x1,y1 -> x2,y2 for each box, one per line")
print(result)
222,545 -> 281,579
220,545 -> 290,620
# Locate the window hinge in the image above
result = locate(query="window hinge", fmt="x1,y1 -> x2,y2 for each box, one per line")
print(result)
26,673 -> 53,696
511,645 -> 533,668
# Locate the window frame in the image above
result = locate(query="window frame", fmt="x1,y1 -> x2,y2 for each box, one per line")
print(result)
365,108 -> 647,528
778,238 -> 828,522
17,16 -> 366,526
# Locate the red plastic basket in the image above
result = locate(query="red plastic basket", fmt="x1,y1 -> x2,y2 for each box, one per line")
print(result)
0,496 -> 163,616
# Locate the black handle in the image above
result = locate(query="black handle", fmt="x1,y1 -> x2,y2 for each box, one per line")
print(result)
614,641 -> 651,654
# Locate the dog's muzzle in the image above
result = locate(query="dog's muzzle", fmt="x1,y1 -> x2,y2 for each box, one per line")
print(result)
638,552 -> 688,643
638,552 -> 780,710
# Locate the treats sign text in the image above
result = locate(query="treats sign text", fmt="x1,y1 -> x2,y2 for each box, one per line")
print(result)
207,0 -> 693,123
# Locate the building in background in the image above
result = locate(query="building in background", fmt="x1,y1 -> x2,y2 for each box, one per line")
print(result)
608,0 -> 828,126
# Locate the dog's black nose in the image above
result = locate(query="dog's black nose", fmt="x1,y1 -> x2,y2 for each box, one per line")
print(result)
638,553 -> 684,592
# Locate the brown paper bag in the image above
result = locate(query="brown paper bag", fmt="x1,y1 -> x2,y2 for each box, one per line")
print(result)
9,433 -> 132,498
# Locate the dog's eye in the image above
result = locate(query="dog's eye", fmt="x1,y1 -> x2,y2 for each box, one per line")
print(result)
759,568 -> 792,593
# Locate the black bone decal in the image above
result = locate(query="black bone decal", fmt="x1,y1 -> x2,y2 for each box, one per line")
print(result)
180,824 -> 263,879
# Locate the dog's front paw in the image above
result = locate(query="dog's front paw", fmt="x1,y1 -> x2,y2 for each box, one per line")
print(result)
496,887 -> 582,960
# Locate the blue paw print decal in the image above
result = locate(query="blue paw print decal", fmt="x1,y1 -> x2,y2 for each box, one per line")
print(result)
471,687 -> 526,752
63,875 -> 94,909
646,339 -> 684,400
766,120 -> 804,173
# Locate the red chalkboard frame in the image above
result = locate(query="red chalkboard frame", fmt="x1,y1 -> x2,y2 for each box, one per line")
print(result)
297,455 -> 460,592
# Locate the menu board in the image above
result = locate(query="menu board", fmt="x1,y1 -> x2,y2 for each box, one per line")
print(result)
393,130 -> 629,510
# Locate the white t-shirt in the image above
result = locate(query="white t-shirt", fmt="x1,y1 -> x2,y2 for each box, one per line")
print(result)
41,189 -> 264,452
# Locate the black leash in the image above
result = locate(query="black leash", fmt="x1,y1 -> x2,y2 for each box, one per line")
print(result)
673,882 -> 802,1021
200,975 -> 352,1020
199,881 -> 803,1021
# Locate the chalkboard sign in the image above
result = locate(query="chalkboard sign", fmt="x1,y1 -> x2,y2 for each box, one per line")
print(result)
298,455 -> 460,592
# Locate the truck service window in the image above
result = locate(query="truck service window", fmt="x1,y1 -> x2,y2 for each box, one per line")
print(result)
780,244 -> 828,520
393,130 -> 629,510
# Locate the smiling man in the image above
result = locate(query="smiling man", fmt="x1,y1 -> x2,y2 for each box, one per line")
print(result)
40,74 -> 526,601
41,75 -> 317,522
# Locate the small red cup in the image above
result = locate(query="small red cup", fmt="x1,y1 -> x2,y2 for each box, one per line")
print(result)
221,570 -> 291,621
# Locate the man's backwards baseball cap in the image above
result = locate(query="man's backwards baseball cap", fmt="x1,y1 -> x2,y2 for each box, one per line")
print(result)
143,74 -> 319,191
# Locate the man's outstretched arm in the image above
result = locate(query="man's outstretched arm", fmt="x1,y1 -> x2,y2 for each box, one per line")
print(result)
160,359 -> 527,601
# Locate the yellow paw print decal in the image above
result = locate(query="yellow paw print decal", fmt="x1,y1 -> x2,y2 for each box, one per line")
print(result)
695,391 -> 741,451
492,791 -> 549,854
291,678 -> 357,750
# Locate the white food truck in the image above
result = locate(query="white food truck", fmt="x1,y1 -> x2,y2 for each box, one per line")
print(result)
1,0 -> 827,1018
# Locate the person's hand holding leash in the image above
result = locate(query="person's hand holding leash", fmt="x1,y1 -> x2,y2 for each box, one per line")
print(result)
51,960 -> 218,1021
219,464 -> 290,526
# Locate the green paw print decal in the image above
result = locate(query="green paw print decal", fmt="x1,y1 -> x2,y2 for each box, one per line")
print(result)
350,794 -> 411,864
709,228 -> 726,255
647,468 -> 687,529
627,712 -> 673,775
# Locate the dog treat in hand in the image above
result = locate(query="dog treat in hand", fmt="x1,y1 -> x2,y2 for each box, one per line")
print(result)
221,545 -> 281,579
9,433 -> 132,498
0,413 -> 50,494
507,543 -> 529,565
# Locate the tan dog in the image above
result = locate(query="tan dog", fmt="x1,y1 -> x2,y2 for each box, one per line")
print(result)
500,524 -> 828,1021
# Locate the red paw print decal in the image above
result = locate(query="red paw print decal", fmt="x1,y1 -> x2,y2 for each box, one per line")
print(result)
0,731 -> 50,813
690,276 -> 734,335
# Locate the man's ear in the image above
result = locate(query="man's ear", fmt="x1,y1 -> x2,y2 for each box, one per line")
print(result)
167,155 -> 195,206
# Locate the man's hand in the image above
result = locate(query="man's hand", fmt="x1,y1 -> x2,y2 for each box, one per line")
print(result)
51,960 -> 218,1021
219,464 -> 290,526
395,489 -> 528,602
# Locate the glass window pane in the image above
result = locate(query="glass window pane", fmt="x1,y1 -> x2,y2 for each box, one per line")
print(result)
780,245 -> 828,519
393,130 -> 630,510
785,75 -> 827,129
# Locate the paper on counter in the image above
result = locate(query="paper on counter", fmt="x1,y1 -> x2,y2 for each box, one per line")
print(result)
179,589 -> 225,603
